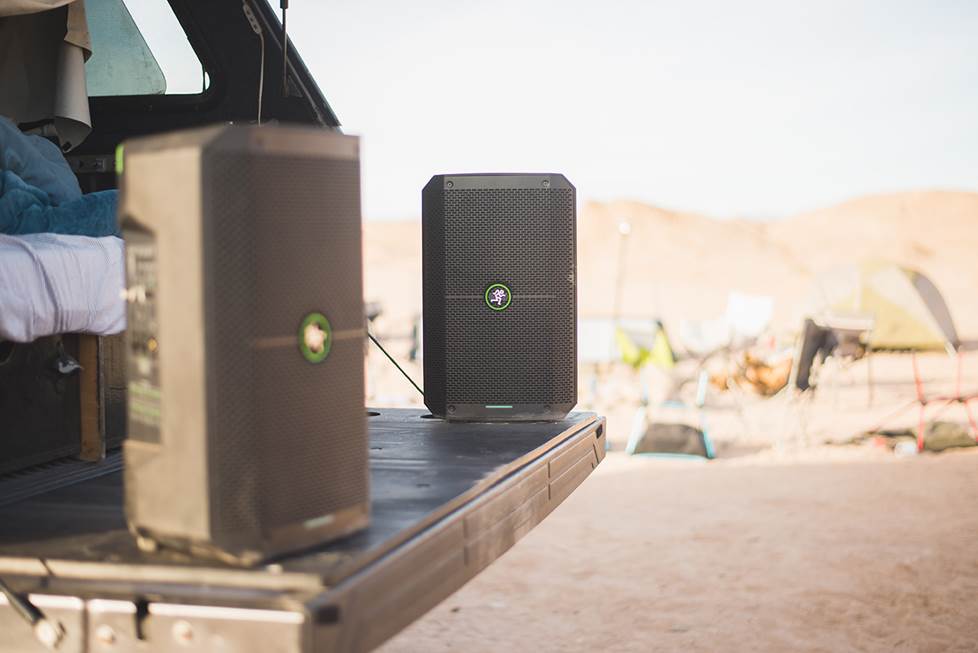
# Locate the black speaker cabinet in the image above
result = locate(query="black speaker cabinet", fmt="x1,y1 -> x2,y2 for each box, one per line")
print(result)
422,173 -> 577,422
121,124 -> 368,565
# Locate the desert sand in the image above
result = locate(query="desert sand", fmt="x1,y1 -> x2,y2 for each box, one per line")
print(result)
364,190 -> 978,651
381,447 -> 978,653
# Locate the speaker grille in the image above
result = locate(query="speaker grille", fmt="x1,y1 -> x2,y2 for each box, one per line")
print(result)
205,148 -> 367,535
424,176 -> 577,412
445,299 -> 576,404
443,188 -> 574,296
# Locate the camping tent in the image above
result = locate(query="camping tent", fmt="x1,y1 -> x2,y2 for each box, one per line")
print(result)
810,261 -> 958,352
615,320 -> 675,370
577,318 -> 676,367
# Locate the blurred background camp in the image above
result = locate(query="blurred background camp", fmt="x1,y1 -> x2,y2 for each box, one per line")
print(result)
363,191 -> 978,458
257,0 -> 978,460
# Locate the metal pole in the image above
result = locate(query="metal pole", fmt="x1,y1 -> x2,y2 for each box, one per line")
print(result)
280,0 -> 289,97
612,221 -> 631,325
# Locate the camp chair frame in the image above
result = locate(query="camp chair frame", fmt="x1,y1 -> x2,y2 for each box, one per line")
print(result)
625,371 -> 716,459
910,351 -> 978,451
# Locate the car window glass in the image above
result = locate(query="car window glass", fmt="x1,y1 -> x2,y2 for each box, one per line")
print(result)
86,0 -> 207,97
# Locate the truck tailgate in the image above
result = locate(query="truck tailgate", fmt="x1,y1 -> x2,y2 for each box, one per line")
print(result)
0,409 -> 605,652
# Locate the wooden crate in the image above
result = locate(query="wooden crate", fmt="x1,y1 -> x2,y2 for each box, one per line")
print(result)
77,334 -> 127,462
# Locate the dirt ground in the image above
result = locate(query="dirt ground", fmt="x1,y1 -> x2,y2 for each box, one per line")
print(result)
381,446 -> 978,652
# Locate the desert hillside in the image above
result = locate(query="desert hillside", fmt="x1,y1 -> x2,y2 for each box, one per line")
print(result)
364,190 -> 978,341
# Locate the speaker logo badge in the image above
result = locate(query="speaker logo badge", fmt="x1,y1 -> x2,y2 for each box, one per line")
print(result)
299,312 -> 332,363
485,283 -> 512,311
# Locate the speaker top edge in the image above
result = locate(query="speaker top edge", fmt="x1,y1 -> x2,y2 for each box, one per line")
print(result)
425,173 -> 574,191
122,123 -> 358,161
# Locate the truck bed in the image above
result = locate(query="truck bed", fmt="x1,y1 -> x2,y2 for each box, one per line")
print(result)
0,408 -> 605,652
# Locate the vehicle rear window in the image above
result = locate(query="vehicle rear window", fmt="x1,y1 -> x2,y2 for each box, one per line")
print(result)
85,0 -> 208,97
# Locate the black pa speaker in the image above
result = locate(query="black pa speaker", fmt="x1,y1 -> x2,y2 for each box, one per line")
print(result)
422,173 -> 577,422
121,124 -> 369,564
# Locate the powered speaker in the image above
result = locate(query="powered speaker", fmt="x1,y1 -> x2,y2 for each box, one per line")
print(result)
422,173 -> 577,422
121,124 -> 368,564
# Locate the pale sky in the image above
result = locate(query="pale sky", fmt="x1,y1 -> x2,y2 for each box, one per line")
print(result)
137,0 -> 978,221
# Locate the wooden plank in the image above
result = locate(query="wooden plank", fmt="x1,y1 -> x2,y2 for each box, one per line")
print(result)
77,335 -> 104,462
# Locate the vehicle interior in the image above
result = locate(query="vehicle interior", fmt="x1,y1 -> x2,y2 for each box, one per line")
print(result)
1,0 -> 330,474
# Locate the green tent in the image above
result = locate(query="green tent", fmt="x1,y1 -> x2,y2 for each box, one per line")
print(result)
615,320 -> 676,370
812,261 -> 958,352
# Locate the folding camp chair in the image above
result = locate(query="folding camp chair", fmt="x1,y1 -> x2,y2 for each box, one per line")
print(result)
864,350 -> 978,452
625,370 -> 716,459
910,351 -> 978,451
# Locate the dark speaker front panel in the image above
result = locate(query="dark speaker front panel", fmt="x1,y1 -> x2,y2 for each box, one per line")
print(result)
424,175 -> 577,420
204,148 -> 367,538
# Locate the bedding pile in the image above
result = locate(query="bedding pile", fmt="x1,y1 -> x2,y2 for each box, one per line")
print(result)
0,233 -> 125,341
0,115 -> 125,342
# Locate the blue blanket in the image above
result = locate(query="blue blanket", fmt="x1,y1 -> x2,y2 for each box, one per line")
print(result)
0,116 -> 118,237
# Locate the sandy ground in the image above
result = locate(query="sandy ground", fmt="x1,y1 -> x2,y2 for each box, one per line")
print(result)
381,447 -> 978,652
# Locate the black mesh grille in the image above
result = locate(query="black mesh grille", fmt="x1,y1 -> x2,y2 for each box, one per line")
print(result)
444,188 -> 575,296
205,147 -> 367,535
423,176 -> 577,411
445,298 -> 576,403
